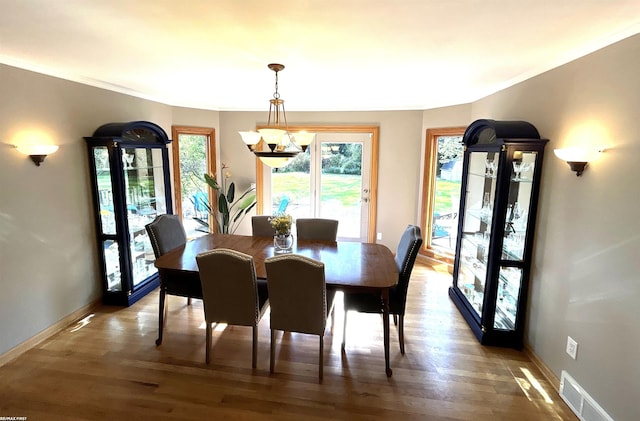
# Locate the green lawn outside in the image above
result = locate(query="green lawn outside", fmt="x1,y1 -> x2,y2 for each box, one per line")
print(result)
273,172 -> 460,215
434,179 -> 461,214
272,172 -> 362,208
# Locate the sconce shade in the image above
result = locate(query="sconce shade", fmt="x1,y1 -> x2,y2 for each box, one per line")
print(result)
16,144 -> 59,166
553,147 -> 601,162
554,147 -> 602,176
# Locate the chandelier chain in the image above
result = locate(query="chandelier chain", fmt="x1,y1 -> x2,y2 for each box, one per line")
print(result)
273,70 -> 280,100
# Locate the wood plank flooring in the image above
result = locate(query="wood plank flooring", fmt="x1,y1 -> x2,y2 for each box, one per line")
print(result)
0,263 -> 576,420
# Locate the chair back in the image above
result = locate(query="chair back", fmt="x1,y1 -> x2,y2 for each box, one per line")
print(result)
296,218 -> 339,241
277,196 -> 290,213
145,214 -> 187,258
265,254 -> 327,335
393,225 -> 423,305
252,215 -> 276,237
196,249 -> 261,326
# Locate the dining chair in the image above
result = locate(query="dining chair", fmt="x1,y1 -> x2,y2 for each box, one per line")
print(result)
342,224 -> 423,355
196,248 -> 269,367
265,254 -> 336,382
146,214 -> 188,257
145,214 -> 193,345
251,215 -> 276,237
296,218 -> 339,241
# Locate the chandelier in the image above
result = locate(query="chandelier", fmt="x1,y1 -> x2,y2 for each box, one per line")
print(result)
238,63 -> 314,168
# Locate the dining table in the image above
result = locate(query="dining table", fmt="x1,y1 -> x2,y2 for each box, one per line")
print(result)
153,233 -> 399,376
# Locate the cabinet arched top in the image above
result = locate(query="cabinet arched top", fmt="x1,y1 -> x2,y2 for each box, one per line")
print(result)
90,121 -> 171,145
463,119 -> 544,147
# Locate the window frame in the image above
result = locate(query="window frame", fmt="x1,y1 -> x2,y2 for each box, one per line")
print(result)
420,126 -> 466,269
170,125 -> 217,227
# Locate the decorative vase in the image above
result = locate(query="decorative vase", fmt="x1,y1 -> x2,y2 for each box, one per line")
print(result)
273,233 -> 293,254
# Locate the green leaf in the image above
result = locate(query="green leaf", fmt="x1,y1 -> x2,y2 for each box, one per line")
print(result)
192,217 -> 209,228
204,173 -> 220,191
243,202 -> 257,215
227,182 -> 235,203
218,194 -> 229,215
235,191 -> 256,210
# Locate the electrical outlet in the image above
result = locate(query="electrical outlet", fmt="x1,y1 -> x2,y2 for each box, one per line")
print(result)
377,232 -> 382,241
566,336 -> 578,360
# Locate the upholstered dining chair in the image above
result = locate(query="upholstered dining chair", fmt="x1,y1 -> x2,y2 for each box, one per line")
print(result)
145,214 -> 193,345
265,254 -> 336,382
196,248 -> 269,368
296,218 -> 339,241
146,214 -> 187,258
342,224 -> 423,355
251,215 -> 276,237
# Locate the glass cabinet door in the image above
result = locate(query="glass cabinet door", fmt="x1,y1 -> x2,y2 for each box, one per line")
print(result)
494,266 -> 522,330
457,150 -> 499,316
492,150 -> 538,331
502,151 -> 537,261
122,147 -> 167,287
93,146 -> 121,292
94,146 -> 116,235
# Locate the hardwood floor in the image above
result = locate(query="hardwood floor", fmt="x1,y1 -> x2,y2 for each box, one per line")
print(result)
0,263 -> 576,420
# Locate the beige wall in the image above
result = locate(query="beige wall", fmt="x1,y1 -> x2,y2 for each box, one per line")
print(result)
0,64 -> 173,355
471,34 -> 640,421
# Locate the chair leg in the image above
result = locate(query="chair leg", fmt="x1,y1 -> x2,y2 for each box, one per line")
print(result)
187,297 -> 192,306
155,288 -> 166,346
393,314 -> 398,326
252,325 -> 258,369
319,335 -> 324,383
341,310 -> 348,350
399,314 -> 405,355
205,322 -> 212,364
270,329 -> 276,374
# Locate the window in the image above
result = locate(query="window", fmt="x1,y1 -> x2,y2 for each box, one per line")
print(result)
171,126 -> 216,239
420,127 -> 465,268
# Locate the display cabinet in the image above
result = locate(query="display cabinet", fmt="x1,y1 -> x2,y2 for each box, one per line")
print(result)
85,121 -> 173,306
449,119 -> 548,348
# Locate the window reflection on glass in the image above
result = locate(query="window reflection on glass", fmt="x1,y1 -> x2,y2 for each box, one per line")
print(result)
103,239 -> 121,292
94,147 -> 116,235
503,151 -> 537,261
494,266 -> 522,331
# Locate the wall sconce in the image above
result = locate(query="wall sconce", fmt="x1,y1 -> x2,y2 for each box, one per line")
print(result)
554,147 -> 603,176
16,144 -> 59,166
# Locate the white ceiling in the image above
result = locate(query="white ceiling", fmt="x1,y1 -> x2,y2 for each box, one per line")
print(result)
2,0 -> 640,111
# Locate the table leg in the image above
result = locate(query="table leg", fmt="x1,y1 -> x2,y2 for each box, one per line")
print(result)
382,288 -> 392,377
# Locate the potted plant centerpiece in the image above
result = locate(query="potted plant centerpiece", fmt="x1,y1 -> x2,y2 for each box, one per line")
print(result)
270,213 -> 293,253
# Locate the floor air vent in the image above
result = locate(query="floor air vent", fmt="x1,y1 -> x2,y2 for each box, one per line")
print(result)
559,371 -> 614,421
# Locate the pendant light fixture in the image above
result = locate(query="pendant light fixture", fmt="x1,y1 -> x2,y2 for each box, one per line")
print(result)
239,63 -> 314,168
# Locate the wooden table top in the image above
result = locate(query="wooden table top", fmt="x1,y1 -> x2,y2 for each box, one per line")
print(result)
154,234 -> 399,290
